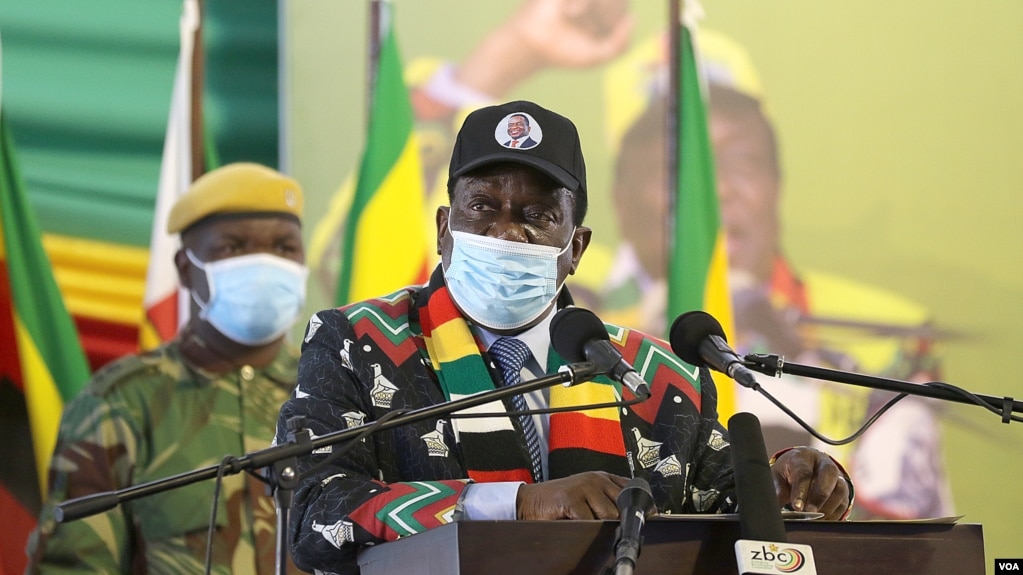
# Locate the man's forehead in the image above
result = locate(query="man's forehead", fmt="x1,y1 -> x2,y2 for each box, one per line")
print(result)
454,164 -> 568,195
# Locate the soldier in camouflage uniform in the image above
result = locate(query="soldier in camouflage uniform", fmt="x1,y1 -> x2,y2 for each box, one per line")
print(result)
26,163 -> 309,574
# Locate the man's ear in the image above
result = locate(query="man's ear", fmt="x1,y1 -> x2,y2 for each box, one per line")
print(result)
435,206 -> 450,256
568,226 -> 592,275
174,248 -> 193,288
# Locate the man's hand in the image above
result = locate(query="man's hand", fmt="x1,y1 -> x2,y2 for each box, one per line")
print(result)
516,471 -> 632,520
510,0 -> 634,69
771,447 -> 852,520
453,0 -> 633,98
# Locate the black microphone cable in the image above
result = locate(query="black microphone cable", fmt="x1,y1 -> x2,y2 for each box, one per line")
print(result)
447,391 -> 648,420
747,366 -> 1021,445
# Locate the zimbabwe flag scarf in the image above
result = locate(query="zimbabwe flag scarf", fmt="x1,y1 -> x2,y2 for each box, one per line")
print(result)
418,269 -> 632,484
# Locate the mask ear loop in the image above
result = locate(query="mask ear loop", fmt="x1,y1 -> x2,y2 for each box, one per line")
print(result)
557,227 -> 577,256
441,217 -> 454,274
184,248 -> 207,270
550,228 -> 577,298
184,249 -> 213,317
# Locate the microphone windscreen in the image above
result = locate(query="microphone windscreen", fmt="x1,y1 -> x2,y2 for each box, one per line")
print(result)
669,310 -> 727,366
616,476 -> 655,515
728,412 -> 788,542
550,307 -> 609,363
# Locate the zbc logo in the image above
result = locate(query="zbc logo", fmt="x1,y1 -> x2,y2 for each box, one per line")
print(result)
750,545 -> 807,573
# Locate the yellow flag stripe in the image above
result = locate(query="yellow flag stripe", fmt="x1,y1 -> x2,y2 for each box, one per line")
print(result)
15,316 -> 66,494
138,320 -> 164,352
44,233 -> 147,325
705,231 -> 736,417
349,135 -> 427,302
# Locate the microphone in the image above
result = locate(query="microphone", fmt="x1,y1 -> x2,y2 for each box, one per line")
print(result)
729,412 -> 787,542
729,412 -> 816,574
550,307 -> 651,399
611,477 -> 655,575
670,310 -> 761,390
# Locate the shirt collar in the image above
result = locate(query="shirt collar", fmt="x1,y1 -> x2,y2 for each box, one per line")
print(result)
476,306 -> 556,371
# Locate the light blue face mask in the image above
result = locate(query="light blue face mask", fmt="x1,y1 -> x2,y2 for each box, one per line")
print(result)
187,250 -> 309,346
442,226 -> 575,331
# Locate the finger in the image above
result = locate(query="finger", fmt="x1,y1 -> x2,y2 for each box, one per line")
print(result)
820,492 -> 844,519
566,496 -> 598,520
608,473 -> 632,489
779,454 -> 815,511
585,490 -> 620,519
543,473 -> 621,520
801,458 -> 843,513
773,468 -> 792,508
819,477 -> 850,520
588,473 -> 631,519
578,473 -> 637,519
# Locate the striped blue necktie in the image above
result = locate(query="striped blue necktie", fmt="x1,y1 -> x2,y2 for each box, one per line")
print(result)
490,337 -> 543,483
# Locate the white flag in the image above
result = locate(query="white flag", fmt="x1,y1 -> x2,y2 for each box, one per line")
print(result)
140,0 -> 198,348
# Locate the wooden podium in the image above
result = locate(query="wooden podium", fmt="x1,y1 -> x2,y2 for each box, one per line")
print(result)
358,517 -> 984,575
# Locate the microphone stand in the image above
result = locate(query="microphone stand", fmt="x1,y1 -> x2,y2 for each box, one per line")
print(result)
54,361 -> 601,575
744,353 -> 1023,423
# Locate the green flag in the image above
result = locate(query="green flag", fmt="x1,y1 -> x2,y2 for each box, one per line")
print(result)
668,25 -> 735,414
336,4 -> 428,305
0,108 -> 90,573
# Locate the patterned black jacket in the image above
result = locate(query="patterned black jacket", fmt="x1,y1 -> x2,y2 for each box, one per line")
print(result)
276,270 -> 737,574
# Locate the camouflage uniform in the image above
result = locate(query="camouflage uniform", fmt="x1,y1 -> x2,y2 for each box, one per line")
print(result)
26,340 -> 300,574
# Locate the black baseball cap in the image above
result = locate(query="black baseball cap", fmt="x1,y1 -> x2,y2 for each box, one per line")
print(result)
448,100 -> 587,196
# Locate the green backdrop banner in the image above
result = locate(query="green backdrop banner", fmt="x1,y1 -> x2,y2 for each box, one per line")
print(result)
0,0 -> 279,247
287,2 -> 1023,571
1,2 -> 1020,573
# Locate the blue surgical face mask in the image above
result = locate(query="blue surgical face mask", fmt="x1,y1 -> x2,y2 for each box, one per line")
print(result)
442,224 -> 575,331
187,250 -> 309,346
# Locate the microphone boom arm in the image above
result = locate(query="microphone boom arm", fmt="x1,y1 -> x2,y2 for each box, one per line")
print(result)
744,353 -> 1023,423
55,361 -> 602,524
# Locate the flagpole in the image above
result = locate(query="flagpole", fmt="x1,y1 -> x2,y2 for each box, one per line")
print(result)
666,0 -> 681,320
140,0 -> 200,348
190,0 -> 205,180
367,0 -> 382,125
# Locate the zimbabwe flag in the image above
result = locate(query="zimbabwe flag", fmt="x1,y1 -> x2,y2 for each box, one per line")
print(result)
0,109 -> 90,574
668,24 -> 736,416
335,4 -> 429,305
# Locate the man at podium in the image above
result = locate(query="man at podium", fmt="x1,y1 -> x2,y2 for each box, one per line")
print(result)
276,100 -> 852,574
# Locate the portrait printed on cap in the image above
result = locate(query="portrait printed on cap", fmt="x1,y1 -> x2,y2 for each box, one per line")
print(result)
496,112 -> 542,150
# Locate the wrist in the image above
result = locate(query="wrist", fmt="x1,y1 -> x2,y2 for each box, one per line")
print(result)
418,62 -> 496,114
460,481 -> 523,521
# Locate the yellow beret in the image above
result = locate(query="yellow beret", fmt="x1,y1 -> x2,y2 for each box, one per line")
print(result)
167,162 -> 304,233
